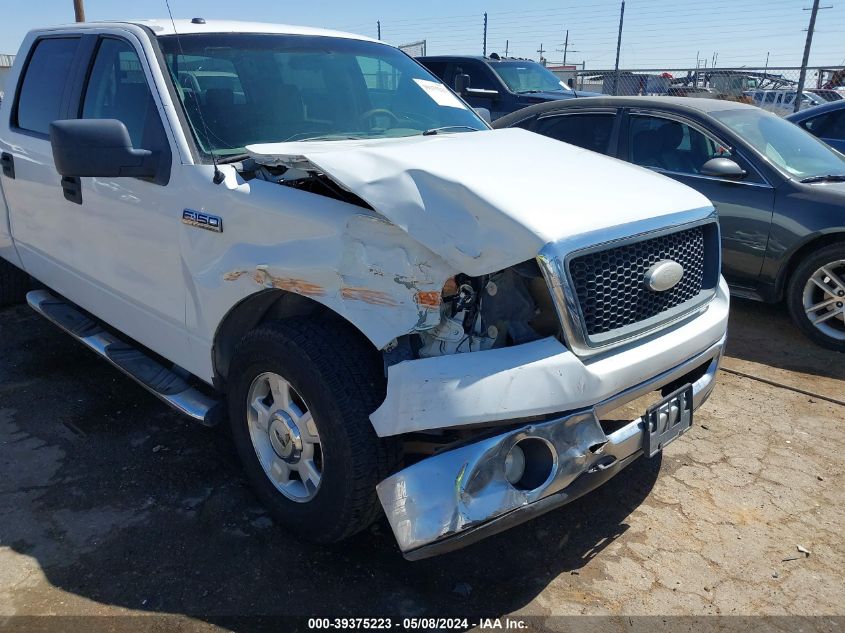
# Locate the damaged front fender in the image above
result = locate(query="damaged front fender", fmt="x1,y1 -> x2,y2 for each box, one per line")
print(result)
215,210 -> 454,349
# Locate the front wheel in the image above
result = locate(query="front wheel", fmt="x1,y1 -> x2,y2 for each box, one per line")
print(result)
786,243 -> 845,352
227,318 -> 401,543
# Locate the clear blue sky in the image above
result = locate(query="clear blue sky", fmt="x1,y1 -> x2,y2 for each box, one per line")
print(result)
1,0 -> 843,69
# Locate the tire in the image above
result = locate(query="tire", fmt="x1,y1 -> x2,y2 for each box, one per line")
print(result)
786,243 -> 845,352
0,257 -> 30,307
227,317 -> 402,543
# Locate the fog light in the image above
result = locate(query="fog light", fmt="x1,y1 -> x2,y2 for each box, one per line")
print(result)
504,444 -> 526,485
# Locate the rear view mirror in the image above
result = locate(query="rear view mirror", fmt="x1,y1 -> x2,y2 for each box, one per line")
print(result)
454,73 -> 470,96
50,119 -> 164,183
700,157 -> 746,179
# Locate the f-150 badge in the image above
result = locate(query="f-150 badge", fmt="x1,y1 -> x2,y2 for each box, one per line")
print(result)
182,209 -> 223,233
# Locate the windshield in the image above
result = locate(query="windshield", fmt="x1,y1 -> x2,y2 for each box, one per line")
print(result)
158,33 -> 486,157
491,61 -> 571,94
710,108 -> 845,179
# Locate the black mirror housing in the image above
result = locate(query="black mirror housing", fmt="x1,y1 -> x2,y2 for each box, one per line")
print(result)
454,73 -> 470,96
50,119 -> 165,184
700,157 -> 746,179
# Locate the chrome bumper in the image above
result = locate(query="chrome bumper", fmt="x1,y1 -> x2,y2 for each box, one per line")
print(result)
377,334 -> 725,560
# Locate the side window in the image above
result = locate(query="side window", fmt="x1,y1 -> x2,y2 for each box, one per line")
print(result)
803,112 -> 831,135
807,110 -> 845,139
15,37 -> 80,135
82,38 -> 163,149
827,110 -> 845,139
535,113 -> 616,155
629,115 -> 731,176
456,62 -> 498,91
421,61 -> 449,81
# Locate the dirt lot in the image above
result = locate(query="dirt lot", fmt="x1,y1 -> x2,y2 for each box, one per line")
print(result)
0,297 -> 843,631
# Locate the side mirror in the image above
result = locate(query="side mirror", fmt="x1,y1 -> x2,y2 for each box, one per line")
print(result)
466,87 -> 500,100
700,157 -> 746,179
454,73 -> 470,96
474,107 -> 492,124
50,119 -> 161,181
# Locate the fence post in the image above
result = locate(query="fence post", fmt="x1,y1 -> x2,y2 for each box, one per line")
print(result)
483,13 -> 487,57
795,0 -> 827,113
612,0 -> 625,95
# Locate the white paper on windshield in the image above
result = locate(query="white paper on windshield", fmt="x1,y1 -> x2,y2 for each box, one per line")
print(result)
413,78 -> 467,109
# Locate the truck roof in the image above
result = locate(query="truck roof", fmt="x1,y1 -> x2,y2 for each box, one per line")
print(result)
30,19 -> 378,43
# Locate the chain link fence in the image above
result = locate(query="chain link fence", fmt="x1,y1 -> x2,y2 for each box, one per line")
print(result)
398,40 -> 427,57
549,66 -> 845,115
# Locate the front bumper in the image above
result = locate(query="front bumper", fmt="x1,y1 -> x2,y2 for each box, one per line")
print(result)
377,333 -> 725,560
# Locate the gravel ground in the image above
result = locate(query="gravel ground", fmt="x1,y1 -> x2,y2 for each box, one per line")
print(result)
0,297 -> 843,632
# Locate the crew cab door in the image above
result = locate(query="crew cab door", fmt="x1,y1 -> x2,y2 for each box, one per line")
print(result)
0,34 -> 88,285
58,34 -> 187,360
622,110 -> 776,287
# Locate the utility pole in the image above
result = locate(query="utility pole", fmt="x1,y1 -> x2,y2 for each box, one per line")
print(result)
795,0 -> 830,113
612,0 -> 625,95
73,0 -> 85,22
504,40 -> 509,57
377,20 -> 381,39
555,30 -> 579,66
483,12 -> 487,57
537,43 -> 546,65
763,51 -> 770,84
563,30 -> 569,65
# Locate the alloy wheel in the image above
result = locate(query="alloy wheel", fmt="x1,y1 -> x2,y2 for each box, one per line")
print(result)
246,372 -> 323,502
802,259 -> 845,342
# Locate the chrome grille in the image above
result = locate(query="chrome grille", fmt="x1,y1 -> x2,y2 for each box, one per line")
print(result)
568,226 -> 707,337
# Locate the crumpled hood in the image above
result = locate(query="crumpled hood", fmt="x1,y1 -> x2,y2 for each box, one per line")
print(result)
247,128 -> 712,275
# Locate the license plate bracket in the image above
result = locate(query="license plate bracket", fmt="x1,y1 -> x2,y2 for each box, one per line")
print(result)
643,384 -> 693,458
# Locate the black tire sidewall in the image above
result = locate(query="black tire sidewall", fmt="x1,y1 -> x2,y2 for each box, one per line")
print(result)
226,320 -> 386,542
786,243 -> 845,352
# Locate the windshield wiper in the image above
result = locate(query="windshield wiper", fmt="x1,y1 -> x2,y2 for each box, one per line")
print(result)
282,133 -> 365,142
800,174 -> 845,183
422,126 -> 482,136
217,153 -> 252,164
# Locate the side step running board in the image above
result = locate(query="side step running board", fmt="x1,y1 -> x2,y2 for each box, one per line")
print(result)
27,290 -> 221,426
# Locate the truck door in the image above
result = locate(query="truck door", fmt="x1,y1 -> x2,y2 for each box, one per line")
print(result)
454,60 -> 509,118
61,34 -> 188,362
0,35 -> 87,287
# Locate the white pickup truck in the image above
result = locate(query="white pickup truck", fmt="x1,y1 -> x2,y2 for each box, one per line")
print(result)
0,20 -> 729,559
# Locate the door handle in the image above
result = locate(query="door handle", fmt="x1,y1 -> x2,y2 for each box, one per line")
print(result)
61,176 -> 82,205
0,152 -> 14,179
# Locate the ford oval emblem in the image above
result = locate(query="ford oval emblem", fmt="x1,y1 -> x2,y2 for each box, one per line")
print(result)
644,260 -> 684,292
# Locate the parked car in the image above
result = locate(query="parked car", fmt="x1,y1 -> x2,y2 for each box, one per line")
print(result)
665,86 -> 716,98
495,97 -> 845,351
787,99 -> 845,153
807,88 -> 843,102
748,89 -> 826,116
418,54 -> 601,120
0,21 -> 729,560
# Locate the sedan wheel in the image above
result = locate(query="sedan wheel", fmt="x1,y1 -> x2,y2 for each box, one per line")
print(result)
787,244 -> 845,352
801,260 -> 845,343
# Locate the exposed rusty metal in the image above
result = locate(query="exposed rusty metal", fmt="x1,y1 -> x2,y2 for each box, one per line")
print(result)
224,268 -> 325,297
341,287 -> 398,306
414,290 -> 442,309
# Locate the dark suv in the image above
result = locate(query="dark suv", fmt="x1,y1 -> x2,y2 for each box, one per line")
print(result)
418,54 -> 601,121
